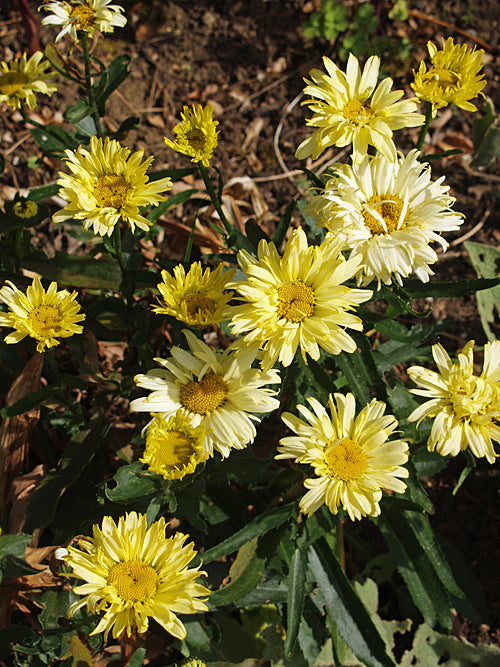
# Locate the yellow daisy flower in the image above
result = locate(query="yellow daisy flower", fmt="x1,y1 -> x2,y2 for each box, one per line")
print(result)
306,149 -> 463,287
181,660 -> 207,667
228,227 -> 372,371
0,52 -> 57,110
140,412 -> 208,480
53,136 -> 172,236
153,262 -> 236,328
0,277 -> 85,353
296,53 -> 424,164
276,393 -> 409,521
408,340 -> 500,463
164,104 -> 219,167
130,329 -> 280,458
60,512 -> 209,640
412,38 -> 486,116
40,0 -> 126,42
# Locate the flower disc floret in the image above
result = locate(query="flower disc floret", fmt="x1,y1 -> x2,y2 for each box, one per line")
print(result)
0,52 -> 56,110
130,330 -> 280,458
153,262 -> 235,327
296,53 -> 424,164
0,277 -> 84,353
164,104 -> 219,167
228,227 -> 372,371
306,150 -> 463,287
276,393 -> 409,521
40,0 -> 127,42
412,38 -> 486,116
53,136 -> 172,236
408,340 -> 500,463
61,512 -> 210,640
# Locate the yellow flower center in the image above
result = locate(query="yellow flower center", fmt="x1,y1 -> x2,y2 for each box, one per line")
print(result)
277,281 -> 315,323
362,194 -> 409,235
13,200 -> 38,219
94,174 -> 130,209
325,438 -> 368,481
28,305 -> 62,336
0,71 -> 28,96
449,373 -> 496,421
183,293 -> 216,320
186,128 -> 206,152
424,67 -> 460,90
108,560 -> 158,603
69,5 -> 95,30
146,428 -> 196,468
180,373 -> 228,415
342,98 -> 374,125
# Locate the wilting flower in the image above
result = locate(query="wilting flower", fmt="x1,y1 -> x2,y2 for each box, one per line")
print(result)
408,340 -> 500,463
40,0 -> 126,42
306,150 -> 463,287
164,104 -> 219,167
0,277 -> 84,353
130,330 -> 280,458
53,136 -> 172,236
0,52 -> 56,110
228,227 -> 372,371
153,262 -> 235,328
412,38 -> 486,116
140,412 -> 208,480
276,393 -> 409,521
296,53 -> 424,164
60,512 -> 209,640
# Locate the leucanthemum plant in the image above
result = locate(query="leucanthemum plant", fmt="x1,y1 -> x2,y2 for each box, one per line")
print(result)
164,104 -> 219,167
0,52 -> 57,110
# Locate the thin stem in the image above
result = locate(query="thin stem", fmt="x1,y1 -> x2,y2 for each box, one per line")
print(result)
198,162 -> 233,236
416,103 -> 433,153
112,224 -> 126,274
79,31 -> 103,137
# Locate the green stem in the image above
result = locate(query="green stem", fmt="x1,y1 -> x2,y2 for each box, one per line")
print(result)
112,224 -> 126,274
198,162 -> 233,236
416,103 -> 433,152
79,31 -> 103,137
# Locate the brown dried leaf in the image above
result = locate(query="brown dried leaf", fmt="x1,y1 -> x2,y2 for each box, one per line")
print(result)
8,464 -> 46,534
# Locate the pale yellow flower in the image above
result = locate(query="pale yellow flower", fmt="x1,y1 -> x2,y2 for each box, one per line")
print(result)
228,227 -> 372,371
140,412 -> 208,480
0,52 -> 56,110
276,393 -> 409,521
412,38 -> 486,116
296,53 -> 424,164
164,104 -> 219,167
53,136 -> 172,236
0,277 -> 84,353
153,262 -> 235,328
130,330 -> 280,458
61,512 -> 209,640
40,0 -> 126,42
306,150 -> 463,287
408,340 -> 500,463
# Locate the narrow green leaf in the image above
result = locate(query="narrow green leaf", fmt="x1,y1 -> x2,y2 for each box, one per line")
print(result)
149,166 -> 198,181
245,218 -> 271,250
146,188 -> 198,223
452,451 -> 476,496
284,543 -> 308,657
95,54 -> 131,115
208,539 -> 266,607
272,198 -> 296,247
308,540 -> 395,667
105,462 -> 158,504
128,648 -> 147,667
28,182 -> 59,202
335,350 -> 371,405
23,253 -> 121,290
63,99 -> 95,124
403,277 -> 500,298
0,385 -> 58,418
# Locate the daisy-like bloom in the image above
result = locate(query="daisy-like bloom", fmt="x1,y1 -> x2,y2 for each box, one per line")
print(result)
130,330 -> 280,458
53,136 -> 172,236
164,104 -> 219,167
296,53 -> 424,164
411,38 -> 486,117
60,512 -> 209,640
276,393 -> 409,521
306,150 -> 463,288
181,660 -> 207,667
0,52 -> 56,110
140,412 -> 208,480
408,340 -> 500,464
40,0 -> 126,43
0,277 -> 84,353
228,227 -> 372,371
153,262 -> 236,328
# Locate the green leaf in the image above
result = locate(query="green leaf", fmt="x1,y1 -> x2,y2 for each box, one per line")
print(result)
105,462 -> 159,504
464,241 -> 500,341
471,97 -> 500,168
30,125 -> 79,155
334,350 -> 371,405
237,571 -> 289,607
0,534 -> 38,579
0,385 -> 59,418
28,182 -> 60,202
208,539 -> 266,607
272,198 -> 296,248
110,115 -> 140,140
198,502 -> 294,565
23,252 -> 121,290
94,54 -> 131,115
403,276 -> 500,299
452,451 -> 476,496
284,542 -> 308,658
308,540 -> 395,667
63,100 -> 95,124
146,188 -> 198,223
128,648 -> 147,667
245,218 -> 271,251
